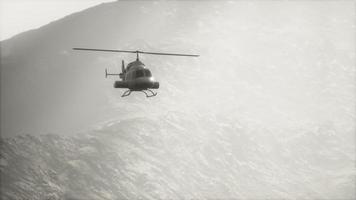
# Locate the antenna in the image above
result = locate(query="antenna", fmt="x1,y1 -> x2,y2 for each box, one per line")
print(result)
73,48 -> 200,58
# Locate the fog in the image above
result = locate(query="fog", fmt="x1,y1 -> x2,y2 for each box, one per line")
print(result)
1,1 -> 355,199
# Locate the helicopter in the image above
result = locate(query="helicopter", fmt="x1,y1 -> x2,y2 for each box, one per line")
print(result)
73,48 -> 199,97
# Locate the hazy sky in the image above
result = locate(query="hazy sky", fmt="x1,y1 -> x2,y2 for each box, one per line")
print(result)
0,0 -> 115,41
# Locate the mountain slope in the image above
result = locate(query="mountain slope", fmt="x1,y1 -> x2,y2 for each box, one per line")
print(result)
1,113 -> 355,199
1,1 -> 355,137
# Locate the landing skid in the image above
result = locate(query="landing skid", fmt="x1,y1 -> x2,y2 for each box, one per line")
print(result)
121,89 -> 157,98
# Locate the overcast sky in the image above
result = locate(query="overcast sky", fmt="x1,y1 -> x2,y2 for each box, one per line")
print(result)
0,0 -> 115,41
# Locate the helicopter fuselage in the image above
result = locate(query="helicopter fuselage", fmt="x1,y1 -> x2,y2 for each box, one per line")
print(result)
114,60 -> 159,91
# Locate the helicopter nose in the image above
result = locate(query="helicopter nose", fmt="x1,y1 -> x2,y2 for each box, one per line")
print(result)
133,78 -> 159,90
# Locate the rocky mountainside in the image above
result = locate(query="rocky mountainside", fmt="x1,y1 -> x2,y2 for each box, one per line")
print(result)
1,112 -> 355,199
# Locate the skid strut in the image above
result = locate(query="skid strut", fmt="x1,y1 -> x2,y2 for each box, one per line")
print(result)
121,89 -> 132,97
141,89 -> 157,98
121,89 -> 157,98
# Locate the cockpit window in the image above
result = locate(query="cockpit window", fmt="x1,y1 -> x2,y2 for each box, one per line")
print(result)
144,69 -> 152,77
133,69 -> 152,79
135,70 -> 144,78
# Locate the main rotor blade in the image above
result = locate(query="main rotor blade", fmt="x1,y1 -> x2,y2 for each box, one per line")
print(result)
73,48 -> 199,57
139,51 -> 199,57
73,48 -> 136,53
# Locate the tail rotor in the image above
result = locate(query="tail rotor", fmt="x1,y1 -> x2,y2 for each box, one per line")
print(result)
105,62 -> 121,78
